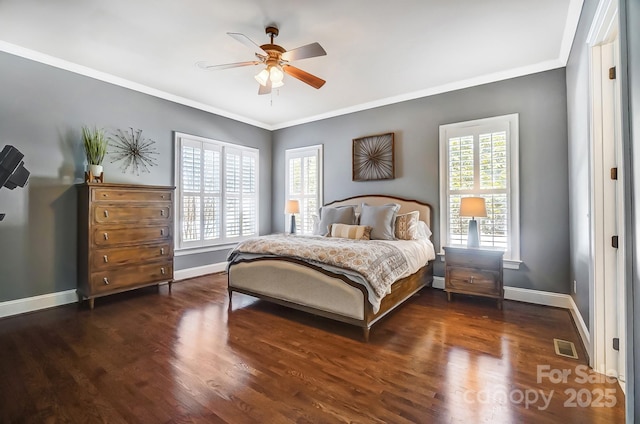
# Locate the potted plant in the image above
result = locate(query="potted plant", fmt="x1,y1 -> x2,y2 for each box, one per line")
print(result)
82,126 -> 108,178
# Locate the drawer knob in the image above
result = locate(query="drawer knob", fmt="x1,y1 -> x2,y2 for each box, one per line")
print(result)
103,277 -> 109,285
103,233 -> 109,240
103,255 -> 108,263
103,193 -> 108,197
104,210 -> 109,218
161,267 -> 166,275
161,195 -> 166,199
160,248 -> 165,255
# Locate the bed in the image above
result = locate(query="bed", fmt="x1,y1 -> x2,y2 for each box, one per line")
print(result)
227,195 -> 436,341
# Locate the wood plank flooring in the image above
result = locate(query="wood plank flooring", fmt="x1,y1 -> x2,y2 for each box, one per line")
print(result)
0,273 -> 625,423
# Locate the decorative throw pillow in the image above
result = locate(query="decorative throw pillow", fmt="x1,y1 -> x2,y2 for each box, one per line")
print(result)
313,205 -> 357,236
359,203 -> 400,240
328,223 -> 372,240
417,221 -> 433,239
395,211 -> 420,240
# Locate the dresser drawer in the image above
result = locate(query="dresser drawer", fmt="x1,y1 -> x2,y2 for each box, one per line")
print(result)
92,188 -> 173,203
90,261 -> 173,294
92,243 -> 172,270
446,267 -> 500,296
93,226 -> 171,246
93,204 -> 172,224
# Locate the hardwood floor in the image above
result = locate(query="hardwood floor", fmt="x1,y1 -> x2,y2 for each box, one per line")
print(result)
0,273 -> 624,423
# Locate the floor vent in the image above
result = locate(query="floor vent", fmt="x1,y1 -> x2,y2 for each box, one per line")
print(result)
554,338 -> 578,359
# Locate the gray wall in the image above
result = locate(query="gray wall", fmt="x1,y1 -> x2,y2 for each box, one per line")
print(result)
565,0 -> 599,336
272,69 -> 570,293
0,51 -> 272,302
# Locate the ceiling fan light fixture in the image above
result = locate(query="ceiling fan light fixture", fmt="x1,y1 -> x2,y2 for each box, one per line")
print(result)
271,80 -> 284,88
269,65 -> 284,84
254,68 -> 269,86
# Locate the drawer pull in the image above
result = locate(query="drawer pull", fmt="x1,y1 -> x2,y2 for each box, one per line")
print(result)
161,267 -> 166,275
160,210 -> 165,216
104,210 -> 109,218
103,193 -> 108,198
103,277 -> 110,285
103,255 -> 108,263
161,195 -> 166,199
160,248 -> 165,255
103,233 -> 109,240
469,276 -> 475,284
160,229 -> 165,236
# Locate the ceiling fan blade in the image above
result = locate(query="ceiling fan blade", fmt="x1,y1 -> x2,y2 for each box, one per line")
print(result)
227,32 -> 267,56
281,42 -> 327,62
196,60 -> 261,70
258,79 -> 272,95
283,65 -> 326,89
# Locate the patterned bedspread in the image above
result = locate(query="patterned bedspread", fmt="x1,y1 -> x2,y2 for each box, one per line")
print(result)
227,234 -> 409,300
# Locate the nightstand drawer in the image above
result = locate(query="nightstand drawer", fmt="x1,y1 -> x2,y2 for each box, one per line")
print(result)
447,267 -> 500,296
444,249 -> 502,270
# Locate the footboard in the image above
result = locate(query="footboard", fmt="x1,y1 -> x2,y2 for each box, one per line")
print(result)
228,257 -> 433,341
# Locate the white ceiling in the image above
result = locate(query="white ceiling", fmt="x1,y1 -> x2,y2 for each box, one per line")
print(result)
0,0 -> 582,130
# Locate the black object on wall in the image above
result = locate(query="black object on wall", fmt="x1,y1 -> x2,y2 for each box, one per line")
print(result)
0,144 -> 30,221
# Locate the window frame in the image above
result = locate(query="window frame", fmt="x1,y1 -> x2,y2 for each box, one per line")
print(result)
439,114 -> 521,268
174,132 -> 259,253
284,144 -> 323,235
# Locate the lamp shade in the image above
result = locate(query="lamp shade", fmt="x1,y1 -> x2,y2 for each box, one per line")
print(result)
460,197 -> 487,218
285,199 -> 300,214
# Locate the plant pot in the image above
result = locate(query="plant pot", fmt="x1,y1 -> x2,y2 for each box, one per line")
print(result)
88,164 -> 103,176
86,164 -> 104,183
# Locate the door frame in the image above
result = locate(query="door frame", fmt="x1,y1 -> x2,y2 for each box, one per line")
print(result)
587,0 -> 626,391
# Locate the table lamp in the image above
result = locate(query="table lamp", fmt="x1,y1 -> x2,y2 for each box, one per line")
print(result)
459,197 -> 487,248
285,199 -> 300,234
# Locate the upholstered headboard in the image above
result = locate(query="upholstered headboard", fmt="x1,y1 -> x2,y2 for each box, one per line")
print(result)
325,195 -> 433,233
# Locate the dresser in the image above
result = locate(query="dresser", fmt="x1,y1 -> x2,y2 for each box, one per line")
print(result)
77,183 -> 175,309
443,246 -> 504,309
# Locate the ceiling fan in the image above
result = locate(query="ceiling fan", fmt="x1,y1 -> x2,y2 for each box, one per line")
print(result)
197,26 -> 327,95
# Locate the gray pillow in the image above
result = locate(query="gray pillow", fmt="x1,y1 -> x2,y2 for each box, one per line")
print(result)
313,205 -> 357,236
359,203 -> 400,240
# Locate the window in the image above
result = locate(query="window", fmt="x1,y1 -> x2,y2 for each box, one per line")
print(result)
285,145 -> 323,234
439,114 -> 520,266
175,132 -> 258,250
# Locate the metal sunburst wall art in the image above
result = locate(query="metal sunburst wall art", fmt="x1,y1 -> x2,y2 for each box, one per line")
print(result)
109,127 -> 159,175
352,132 -> 395,181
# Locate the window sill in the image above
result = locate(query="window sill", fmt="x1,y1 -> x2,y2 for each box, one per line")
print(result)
175,242 -> 238,256
437,252 -> 522,270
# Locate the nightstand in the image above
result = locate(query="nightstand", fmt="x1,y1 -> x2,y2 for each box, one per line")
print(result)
443,246 -> 504,309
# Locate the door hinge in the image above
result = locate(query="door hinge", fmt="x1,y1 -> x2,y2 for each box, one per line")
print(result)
613,337 -> 620,351
612,235 -> 619,248
611,167 -> 618,180
609,66 -> 617,80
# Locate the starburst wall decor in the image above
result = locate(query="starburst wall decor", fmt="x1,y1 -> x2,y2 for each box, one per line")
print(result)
109,128 -> 159,175
352,132 -> 395,181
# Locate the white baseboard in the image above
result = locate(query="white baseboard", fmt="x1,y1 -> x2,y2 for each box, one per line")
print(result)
431,277 -> 591,355
0,262 -> 227,319
174,262 -> 227,281
0,289 -> 77,319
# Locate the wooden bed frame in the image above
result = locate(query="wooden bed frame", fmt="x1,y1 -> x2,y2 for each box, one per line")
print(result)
227,195 -> 434,341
